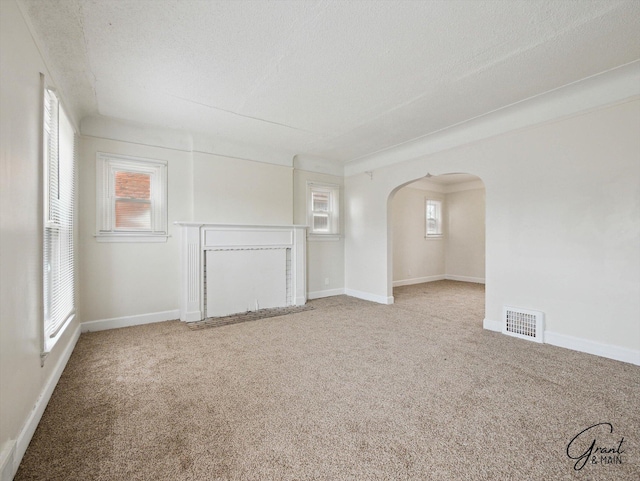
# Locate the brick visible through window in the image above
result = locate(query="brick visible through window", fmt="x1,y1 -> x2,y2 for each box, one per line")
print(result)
114,171 -> 151,229
96,152 -> 168,241
115,171 -> 150,199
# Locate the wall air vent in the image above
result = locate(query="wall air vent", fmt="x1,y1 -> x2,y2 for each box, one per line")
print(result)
502,306 -> 544,343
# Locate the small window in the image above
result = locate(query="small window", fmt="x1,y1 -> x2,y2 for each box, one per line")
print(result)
96,153 -> 168,242
307,182 -> 340,239
426,199 -> 443,237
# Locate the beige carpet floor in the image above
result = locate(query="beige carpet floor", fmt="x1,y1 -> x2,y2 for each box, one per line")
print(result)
16,281 -> 640,480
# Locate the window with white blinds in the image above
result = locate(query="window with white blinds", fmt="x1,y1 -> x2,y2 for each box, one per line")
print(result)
43,87 -> 76,354
307,182 -> 340,238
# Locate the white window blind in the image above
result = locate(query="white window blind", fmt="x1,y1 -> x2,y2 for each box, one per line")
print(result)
43,88 -> 76,353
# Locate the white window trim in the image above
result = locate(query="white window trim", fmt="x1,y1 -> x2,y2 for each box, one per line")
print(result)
307,181 -> 340,241
425,198 -> 443,238
95,152 -> 169,242
42,83 -> 76,359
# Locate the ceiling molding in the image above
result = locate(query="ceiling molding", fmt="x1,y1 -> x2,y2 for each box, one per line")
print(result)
344,61 -> 640,177
404,180 -> 446,194
80,115 -> 296,167
20,1 -> 640,173
293,154 -> 344,177
191,134 -> 295,168
79,61 -> 639,175
443,180 -> 486,194
81,115 -> 193,151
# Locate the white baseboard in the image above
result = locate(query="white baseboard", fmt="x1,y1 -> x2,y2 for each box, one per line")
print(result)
483,318 -> 640,366
308,288 -> 345,300
81,309 -> 180,332
544,331 -> 640,366
345,289 -> 394,305
483,318 -> 502,332
392,275 -> 485,287
0,441 -> 15,481
12,323 -> 81,480
445,275 -> 485,284
393,275 -> 445,287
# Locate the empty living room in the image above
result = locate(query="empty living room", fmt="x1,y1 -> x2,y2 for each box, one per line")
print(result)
1,1 -> 639,480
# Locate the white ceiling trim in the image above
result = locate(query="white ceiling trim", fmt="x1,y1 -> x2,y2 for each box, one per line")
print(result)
81,115 -> 194,151
191,133 -> 296,168
293,154 -> 344,177
80,115 -> 298,167
18,0 -> 640,173
344,61 -> 640,177
406,178 -> 485,193
20,0 -> 640,168
81,60 -> 639,175
443,180 -> 486,194
403,180 -> 446,194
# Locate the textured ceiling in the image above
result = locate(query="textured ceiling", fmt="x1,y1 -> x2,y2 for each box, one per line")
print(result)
21,0 -> 640,164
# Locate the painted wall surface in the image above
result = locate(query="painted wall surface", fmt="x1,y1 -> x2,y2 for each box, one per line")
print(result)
79,140 -> 295,323
293,170 -> 344,296
345,99 -> 640,352
345,172 -> 392,303
445,187 -> 485,282
0,0 -> 80,471
193,152 -> 292,225
391,184 -> 486,285
391,187 -> 445,283
78,137 -> 192,322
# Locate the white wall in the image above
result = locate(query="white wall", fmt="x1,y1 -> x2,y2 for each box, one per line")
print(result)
78,138 -> 296,325
78,136 -> 193,323
293,170 -> 345,297
0,1 -> 80,477
445,186 -> 485,283
193,152 -> 292,224
391,182 -> 485,286
391,186 -> 445,285
345,98 -> 640,361
344,172 -> 394,304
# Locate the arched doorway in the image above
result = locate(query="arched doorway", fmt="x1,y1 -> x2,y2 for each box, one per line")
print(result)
387,173 -> 486,320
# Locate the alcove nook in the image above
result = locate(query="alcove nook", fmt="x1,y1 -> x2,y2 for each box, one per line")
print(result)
388,173 -> 486,321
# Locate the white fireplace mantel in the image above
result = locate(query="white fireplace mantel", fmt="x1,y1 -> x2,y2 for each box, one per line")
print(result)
175,222 -> 307,322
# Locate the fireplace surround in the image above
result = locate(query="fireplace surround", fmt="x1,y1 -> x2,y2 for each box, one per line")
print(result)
175,222 -> 307,321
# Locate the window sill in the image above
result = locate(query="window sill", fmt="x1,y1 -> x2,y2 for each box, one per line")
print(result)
308,234 -> 341,242
425,235 -> 444,240
95,233 -> 170,243
42,312 -> 75,365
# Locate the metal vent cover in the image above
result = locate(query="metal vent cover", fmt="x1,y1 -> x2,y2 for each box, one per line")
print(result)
502,306 -> 544,343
